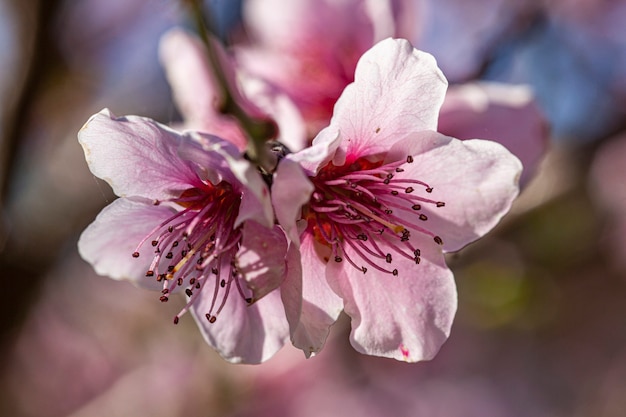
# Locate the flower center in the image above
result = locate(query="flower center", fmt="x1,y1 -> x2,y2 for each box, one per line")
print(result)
307,156 -> 445,276
131,181 -> 251,324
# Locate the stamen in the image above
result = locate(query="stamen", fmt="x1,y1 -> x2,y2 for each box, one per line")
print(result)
308,154 -> 447,277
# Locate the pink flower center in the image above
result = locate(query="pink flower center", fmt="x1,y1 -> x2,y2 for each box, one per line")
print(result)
131,182 -> 251,324
307,156 -> 445,276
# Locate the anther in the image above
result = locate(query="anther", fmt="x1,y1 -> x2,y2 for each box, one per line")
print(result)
220,279 -> 226,288
434,236 -> 443,245
357,234 -> 368,241
146,270 -> 154,277
177,278 -> 183,286
168,226 -> 173,233
173,316 -> 179,324
160,296 -> 169,302
406,155 -> 414,163
189,278 -> 196,285
395,168 -> 404,172
362,267 -> 368,273
185,288 -> 193,297
166,252 -> 173,259
245,297 -> 253,304
335,256 -> 342,262
391,191 -> 399,196
211,268 -> 219,275
386,254 -> 392,263
425,187 -> 433,193
405,187 -> 414,193
436,202 -> 445,207
414,249 -> 421,257
412,204 -> 421,210
151,240 -> 158,246
206,314 -> 216,323
419,214 -> 428,221
132,252 -> 140,258
392,269 -> 399,276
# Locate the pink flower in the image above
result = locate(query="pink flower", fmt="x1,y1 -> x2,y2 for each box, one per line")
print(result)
77,109 -> 291,363
272,39 -> 522,361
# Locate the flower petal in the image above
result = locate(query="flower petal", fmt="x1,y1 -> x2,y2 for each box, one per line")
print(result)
389,131 -> 522,252
238,222 -> 288,302
291,232 -> 344,357
189,262 -> 289,364
329,38 -> 448,163
279,242 -> 304,347
78,109 -> 199,200
272,158 -> 315,244
326,239 -> 456,362
78,198 -> 174,289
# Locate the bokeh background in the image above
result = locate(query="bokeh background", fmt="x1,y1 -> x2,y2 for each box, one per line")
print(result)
1,0 -> 625,416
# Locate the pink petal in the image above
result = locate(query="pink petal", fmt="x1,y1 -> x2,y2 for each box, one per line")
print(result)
329,38 -> 448,164
189,272 -> 289,364
326,239 -> 456,362
388,131 -> 522,253
279,243 -> 304,346
77,198 -> 174,289
272,158 -> 315,244
291,232 -> 344,357
238,222 -> 288,302
159,28 -> 248,149
439,82 -> 548,187
290,127 -> 342,175
78,109 -> 199,200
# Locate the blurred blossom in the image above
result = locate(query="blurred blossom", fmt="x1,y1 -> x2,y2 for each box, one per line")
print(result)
272,38 -> 522,361
159,28 -> 306,152
239,0 -> 386,136
438,82 -> 549,187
